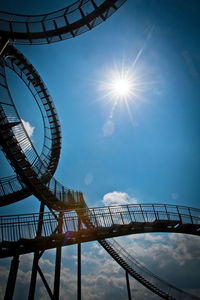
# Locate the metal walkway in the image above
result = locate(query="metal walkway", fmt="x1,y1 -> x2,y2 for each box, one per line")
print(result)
1,203 -> 199,299
100,239 -> 199,300
1,203 -> 199,257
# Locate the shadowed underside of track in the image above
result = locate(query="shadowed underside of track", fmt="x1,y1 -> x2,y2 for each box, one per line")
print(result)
1,218 -> 199,257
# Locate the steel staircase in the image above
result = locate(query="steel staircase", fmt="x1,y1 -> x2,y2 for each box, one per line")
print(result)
99,239 -> 199,300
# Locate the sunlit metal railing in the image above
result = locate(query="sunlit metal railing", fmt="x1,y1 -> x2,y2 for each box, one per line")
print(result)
0,175 -> 26,196
0,204 -> 199,243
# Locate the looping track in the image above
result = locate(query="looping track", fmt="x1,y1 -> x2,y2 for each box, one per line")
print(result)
0,0 -> 126,45
0,45 -> 61,205
0,47 -> 86,210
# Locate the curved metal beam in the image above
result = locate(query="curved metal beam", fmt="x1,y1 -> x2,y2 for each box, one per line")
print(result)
0,0 -> 126,44
0,45 -> 61,205
100,239 -> 199,300
0,203 -> 199,257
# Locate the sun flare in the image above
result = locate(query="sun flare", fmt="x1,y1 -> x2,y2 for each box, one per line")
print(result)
112,78 -> 132,98
100,66 -> 137,103
97,62 -> 150,127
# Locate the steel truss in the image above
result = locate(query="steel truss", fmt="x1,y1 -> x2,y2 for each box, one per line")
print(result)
0,0 -> 126,45
1,203 -> 200,299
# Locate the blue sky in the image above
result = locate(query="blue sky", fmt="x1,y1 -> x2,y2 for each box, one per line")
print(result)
0,0 -> 200,299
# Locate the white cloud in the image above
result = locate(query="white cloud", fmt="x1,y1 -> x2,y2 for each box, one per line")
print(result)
21,119 -> 35,138
13,119 -> 35,152
143,233 -> 164,243
102,191 -> 138,206
1,234 -> 200,300
117,233 -> 200,272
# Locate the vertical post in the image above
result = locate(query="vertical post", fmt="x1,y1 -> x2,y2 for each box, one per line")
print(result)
108,206 -> 114,225
188,207 -> 193,224
176,206 -> 182,224
127,205 -> 133,222
164,204 -> 170,221
53,212 -> 63,300
28,202 -> 44,300
77,216 -> 81,300
53,247 -> 62,299
125,271 -> 132,300
139,204 -> 145,222
4,255 -> 20,300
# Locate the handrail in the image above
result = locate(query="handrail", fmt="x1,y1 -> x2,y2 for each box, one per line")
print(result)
100,239 -> 199,299
0,203 -> 199,243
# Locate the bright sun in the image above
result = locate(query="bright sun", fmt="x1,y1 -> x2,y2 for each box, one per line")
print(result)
103,68 -> 135,102
112,78 -> 132,98
98,62 -> 147,124
98,62 -> 149,127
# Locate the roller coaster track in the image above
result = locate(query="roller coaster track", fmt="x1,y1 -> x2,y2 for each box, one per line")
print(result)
100,239 -> 199,300
0,63 -> 199,300
0,0 -> 126,45
0,51 -> 84,210
1,203 -> 200,299
0,45 -> 61,205
0,1 -> 199,299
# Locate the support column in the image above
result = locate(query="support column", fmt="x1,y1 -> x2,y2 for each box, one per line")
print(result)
4,255 -> 20,300
53,246 -> 62,300
125,271 -> 132,300
77,243 -> 81,300
28,202 -> 44,300
77,217 -> 81,300
53,212 -> 63,300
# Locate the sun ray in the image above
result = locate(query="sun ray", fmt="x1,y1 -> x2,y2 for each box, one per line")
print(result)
97,26 -> 156,126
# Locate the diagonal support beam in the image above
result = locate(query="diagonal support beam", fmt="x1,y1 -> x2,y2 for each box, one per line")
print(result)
0,37 -> 9,55
37,265 -> 53,299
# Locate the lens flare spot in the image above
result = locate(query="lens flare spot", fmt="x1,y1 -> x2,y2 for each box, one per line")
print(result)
103,120 -> 115,136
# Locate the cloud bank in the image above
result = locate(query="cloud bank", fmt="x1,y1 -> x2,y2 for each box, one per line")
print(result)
102,191 -> 138,206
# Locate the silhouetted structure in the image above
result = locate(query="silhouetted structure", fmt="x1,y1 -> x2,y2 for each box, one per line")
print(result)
0,1 -> 199,299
